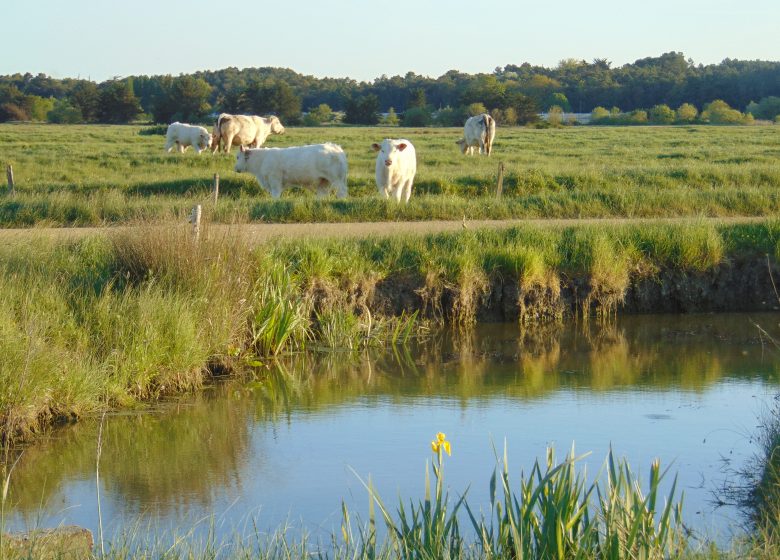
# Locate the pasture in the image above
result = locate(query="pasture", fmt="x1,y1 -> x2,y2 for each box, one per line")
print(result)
0,123 -> 779,226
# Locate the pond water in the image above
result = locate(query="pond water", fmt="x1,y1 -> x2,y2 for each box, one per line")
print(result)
6,313 -> 780,547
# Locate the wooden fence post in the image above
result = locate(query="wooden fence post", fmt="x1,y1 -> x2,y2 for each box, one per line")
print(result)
495,161 -> 505,199
189,205 -> 202,241
6,164 -> 15,195
212,173 -> 219,205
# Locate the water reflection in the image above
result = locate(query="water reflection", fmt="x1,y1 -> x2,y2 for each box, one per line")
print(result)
6,312 -> 780,540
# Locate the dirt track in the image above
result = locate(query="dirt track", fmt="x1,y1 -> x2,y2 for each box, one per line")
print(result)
0,216 -> 769,244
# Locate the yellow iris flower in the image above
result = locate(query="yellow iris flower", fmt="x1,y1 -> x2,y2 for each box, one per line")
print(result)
431,432 -> 452,456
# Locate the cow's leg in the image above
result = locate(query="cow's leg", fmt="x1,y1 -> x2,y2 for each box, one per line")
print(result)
164,137 -> 174,153
222,133 -> 235,153
335,179 -> 348,199
267,174 -> 283,199
393,184 -> 404,203
177,142 -> 185,154
402,179 -> 414,203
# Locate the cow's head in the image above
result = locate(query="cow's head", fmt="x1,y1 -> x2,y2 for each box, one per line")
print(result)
198,132 -> 212,150
234,145 -> 251,173
269,116 -> 285,135
372,139 -> 408,167
455,138 -> 467,154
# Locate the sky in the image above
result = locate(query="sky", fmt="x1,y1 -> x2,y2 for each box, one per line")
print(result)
2,0 -> 779,82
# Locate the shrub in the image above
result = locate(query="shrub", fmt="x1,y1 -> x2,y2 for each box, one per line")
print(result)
47,99 -> 83,124
675,103 -> 698,123
547,105 -> 564,127
590,106 -> 610,123
379,107 -> 399,126
649,104 -> 675,124
432,106 -> 465,127
701,99 -> 751,124
401,106 -> 432,127
466,102 -> 487,117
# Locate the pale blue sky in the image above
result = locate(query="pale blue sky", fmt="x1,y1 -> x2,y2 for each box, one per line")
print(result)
2,0 -> 779,82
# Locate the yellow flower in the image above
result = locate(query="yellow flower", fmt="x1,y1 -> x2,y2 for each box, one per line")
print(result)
431,432 -> 452,456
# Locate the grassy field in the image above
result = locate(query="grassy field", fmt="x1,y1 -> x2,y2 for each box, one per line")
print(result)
0,123 -> 779,225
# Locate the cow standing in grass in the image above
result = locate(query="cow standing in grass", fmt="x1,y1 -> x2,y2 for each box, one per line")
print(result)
211,113 -> 285,153
372,139 -> 416,203
164,122 -> 212,154
234,144 -> 348,199
456,113 -> 496,156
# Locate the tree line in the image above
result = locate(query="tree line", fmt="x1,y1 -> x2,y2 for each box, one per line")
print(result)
1,51 -> 779,125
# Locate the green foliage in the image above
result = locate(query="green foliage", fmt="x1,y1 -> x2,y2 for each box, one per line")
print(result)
465,102 -> 487,117
344,94 -> 380,125
746,96 -> 780,120
545,91 -> 571,112
24,95 -> 55,121
401,106 -> 432,127
304,103 -> 334,126
68,81 -> 100,122
590,106 -> 610,122
151,75 -> 212,123
379,107 -> 399,126
46,98 -> 83,124
240,78 -> 302,123
701,99 -> 751,125
649,104 -> 675,124
432,106 -> 465,127
407,88 -> 427,109
96,79 -> 142,123
676,103 -> 698,123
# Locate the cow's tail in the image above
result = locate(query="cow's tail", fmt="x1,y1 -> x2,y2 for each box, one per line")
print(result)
483,114 -> 496,156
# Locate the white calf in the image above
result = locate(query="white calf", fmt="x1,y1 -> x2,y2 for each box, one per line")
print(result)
234,143 -> 348,199
164,122 -> 212,154
371,139 -> 416,203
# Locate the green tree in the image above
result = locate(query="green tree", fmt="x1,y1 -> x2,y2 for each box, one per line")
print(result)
380,107 -> 399,126
407,88 -> 427,109
241,79 -> 302,123
344,94 -> 379,125
47,98 -> 83,123
544,92 -> 571,112
310,103 -> 333,123
745,96 -> 780,120
401,106 -> 432,126
151,75 -> 212,123
432,106 -> 464,127
675,103 -> 698,123
96,79 -> 142,123
502,107 -> 518,125
23,95 -> 55,121
700,99 -> 749,124
69,81 -> 100,122
648,104 -> 675,124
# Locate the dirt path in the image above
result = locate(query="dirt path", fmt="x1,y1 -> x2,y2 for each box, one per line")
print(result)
0,216 -> 770,243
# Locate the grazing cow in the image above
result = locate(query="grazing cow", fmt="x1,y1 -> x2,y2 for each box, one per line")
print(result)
234,143 -> 348,199
371,139 -> 416,203
456,113 -> 496,156
164,122 -> 212,154
211,113 -> 285,153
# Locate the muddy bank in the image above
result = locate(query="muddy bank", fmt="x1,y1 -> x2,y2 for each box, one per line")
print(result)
371,257 -> 780,322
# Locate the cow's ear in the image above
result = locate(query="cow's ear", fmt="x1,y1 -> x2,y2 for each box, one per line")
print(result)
371,143 -> 381,152
397,143 -> 407,151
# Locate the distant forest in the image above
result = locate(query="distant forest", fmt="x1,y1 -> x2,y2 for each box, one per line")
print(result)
1,52 -> 779,125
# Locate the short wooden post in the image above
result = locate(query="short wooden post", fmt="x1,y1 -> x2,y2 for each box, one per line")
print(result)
6,164 -> 15,195
495,161 -> 505,199
212,173 -> 219,205
189,204 -> 202,241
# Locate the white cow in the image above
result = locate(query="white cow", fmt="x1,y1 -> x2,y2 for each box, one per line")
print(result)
371,139 -> 416,203
456,113 -> 496,156
164,122 -> 212,154
234,143 -> 348,199
212,113 -> 285,153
